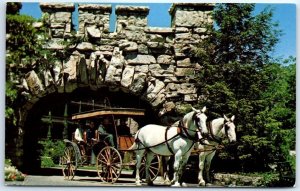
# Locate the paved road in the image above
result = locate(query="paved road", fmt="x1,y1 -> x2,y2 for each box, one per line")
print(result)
5,168 -> 224,188
5,175 -> 203,187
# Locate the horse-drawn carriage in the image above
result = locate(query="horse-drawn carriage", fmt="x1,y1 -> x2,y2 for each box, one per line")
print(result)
60,106 -> 161,183
59,101 -> 236,186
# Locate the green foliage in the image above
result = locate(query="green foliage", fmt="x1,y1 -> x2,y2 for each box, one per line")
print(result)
6,9 -> 58,128
211,4 -> 281,66
5,81 -> 18,125
5,158 -> 26,181
5,158 -> 13,166
236,135 -> 276,171
6,14 -> 38,68
6,2 -> 22,15
40,156 -> 55,168
194,3 -> 295,180
260,172 -> 280,186
176,103 -> 192,115
39,139 -> 65,167
195,3 -> 282,134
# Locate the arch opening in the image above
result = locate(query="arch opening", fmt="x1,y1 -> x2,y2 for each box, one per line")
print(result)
22,87 -> 159,173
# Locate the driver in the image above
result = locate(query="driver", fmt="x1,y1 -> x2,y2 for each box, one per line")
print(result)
98,118 -> 115,147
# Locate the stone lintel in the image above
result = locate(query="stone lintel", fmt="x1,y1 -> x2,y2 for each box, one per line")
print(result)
144,27 -> 174,34
116,5 -> 150,15
169,3 -> 215,15
78,4 -> 112,13
40,3 -> 75,12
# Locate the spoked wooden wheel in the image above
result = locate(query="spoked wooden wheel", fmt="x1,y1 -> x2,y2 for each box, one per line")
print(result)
61,145 -> 78,180
96,146 -> 122,183
140,154 -> 161,182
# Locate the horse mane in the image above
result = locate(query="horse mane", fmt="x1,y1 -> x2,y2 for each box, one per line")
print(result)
211,117 -> 225,131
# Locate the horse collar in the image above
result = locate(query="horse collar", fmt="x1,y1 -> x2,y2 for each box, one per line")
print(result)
177,119 -> 198,141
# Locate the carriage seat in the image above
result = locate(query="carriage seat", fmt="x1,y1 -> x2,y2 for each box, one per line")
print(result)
118,136 -> 134,150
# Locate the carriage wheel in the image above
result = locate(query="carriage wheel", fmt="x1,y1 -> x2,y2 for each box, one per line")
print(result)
139,154 -> 161,182
96,146 -> 122,183
61,145 -> 78,180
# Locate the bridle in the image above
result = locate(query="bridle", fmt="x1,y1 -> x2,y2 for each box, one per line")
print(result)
205,119 -> 233,144
224,122 -> 230,138
177,111 -> 206,141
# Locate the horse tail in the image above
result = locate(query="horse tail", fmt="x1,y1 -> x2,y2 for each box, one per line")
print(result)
127,129 -> 140,151
127,142 -> 137,151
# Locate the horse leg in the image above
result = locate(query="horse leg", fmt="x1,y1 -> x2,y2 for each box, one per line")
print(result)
204,151 -> 216,183
178,153 -> 190,187
145,152 -> 155,186
135,149 -> 145,186
162,156 -> 171,185
171,150 -> 182,187
198,151 -> 206,186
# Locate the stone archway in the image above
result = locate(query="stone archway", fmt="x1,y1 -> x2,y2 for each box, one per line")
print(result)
7,3 -> 215,171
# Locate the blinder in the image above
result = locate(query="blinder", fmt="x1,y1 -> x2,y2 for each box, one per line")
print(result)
192,112 -> 202,132
224,123 -> 230,138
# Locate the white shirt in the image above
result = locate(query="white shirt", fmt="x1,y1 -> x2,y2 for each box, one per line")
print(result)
74,128 -> 84,142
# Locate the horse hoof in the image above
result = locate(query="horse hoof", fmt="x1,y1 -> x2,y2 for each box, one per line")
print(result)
136,182 -> 142,186
181,182 -> 187,187
171,182 -> 181,187
198,181 -> 206,186
164,180 -> 171,185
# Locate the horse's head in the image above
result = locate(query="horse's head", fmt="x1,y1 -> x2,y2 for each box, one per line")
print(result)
192,106 -> 208,135
223,115 -> 236,143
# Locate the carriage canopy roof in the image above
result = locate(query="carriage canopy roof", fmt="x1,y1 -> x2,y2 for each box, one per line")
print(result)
71,108 -> 145,120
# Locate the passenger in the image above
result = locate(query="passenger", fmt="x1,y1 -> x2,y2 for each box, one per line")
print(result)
86,120 -> 98,165
86,120 -> 98,144
74,122 -> 87,157
117,118 -> 131,136
98,118 -> 115,147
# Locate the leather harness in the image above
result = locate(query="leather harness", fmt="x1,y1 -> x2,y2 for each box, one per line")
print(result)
165,112 -> 200,155
165,126 -> 175,155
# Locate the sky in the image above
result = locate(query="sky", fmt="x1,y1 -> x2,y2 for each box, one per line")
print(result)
19,2 -> 296,60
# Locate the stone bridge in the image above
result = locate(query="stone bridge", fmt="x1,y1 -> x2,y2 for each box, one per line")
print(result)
8,3 -> 214,169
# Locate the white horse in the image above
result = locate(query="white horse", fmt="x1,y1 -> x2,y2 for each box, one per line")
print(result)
130,106 -> 208,186
198,115 -> 236,186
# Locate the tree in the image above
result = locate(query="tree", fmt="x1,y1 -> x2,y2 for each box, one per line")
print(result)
193,3 -> 296,175
195,3 -> 281,132
6,2 -> 22,15
258,57 -> 296,168
6,12 -> 38,125
6,4 -> 56,126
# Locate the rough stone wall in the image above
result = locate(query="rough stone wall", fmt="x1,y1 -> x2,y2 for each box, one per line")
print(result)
22,3 -> 214,124
9,3 -> 214,168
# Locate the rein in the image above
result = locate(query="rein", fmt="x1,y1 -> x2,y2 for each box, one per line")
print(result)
177,119 -> 199,141
128,129 -> 180,152
193,144 -> 225,154
129,111 -> 212,155
128,113 -> 202,153
206,121 -> 222,144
